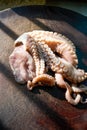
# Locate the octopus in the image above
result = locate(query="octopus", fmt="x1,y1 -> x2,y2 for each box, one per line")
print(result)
9,30 -> 87,105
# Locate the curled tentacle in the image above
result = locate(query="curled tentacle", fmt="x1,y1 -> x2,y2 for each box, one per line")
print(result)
56,42 -> 78,67
55,73 -> 67,89
72,84 -> 87,93
27,74 -> 55,90
55,73 -> 81,105
65,84 -> 81,105
64,67 -> 87,83
37,41 -> 87,84
28,30 -> 78,66
71,84 -> 87,104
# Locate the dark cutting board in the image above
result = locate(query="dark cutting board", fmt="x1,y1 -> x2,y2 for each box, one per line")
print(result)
0,5 -> 87,130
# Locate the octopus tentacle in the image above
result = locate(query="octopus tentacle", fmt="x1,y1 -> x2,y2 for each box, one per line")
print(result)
27,74 -> 55,90
29,30 -> 76,50
55,73 -> 81,105
81,98 -> 87,104
15,34 -> 46,76
28,30 -> 78,66
72,84 -> 87,93
16,34 -> 56,90
25,36 -> 41,77
56,42 -> 78,67
55,73 -> 66,89
71,84 -> 87,104
15,34 -> 56,90
65,83 -> 81,105
36,42 -> 45,75
37,41 -> 87,83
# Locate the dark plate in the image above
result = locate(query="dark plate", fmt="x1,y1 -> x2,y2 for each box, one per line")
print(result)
0,5 -> 87,130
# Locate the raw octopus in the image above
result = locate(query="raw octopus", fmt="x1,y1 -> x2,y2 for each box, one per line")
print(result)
9,30 -> 87,105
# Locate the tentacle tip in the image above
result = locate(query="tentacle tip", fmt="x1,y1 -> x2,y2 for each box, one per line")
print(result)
81,98 -> 87,104
85,73 -> 87,77
28,87 -> 33,91
27,81 -> 33,91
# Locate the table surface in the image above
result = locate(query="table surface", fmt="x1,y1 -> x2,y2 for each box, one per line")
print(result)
0,5 -> 87,130
0,0 -> 87,16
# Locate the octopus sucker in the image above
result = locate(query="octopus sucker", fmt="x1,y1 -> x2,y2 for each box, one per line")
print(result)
63,66 -> 68,73
9,30 -> 87,105
59,63 -> 64,68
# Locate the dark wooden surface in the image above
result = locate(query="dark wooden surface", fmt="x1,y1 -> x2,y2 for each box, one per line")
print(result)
0,5 -> 87,130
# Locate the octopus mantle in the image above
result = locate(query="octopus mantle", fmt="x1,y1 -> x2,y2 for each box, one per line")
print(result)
9,30 -> 87,105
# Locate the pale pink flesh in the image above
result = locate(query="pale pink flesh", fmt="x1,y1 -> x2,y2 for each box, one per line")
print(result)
9,45 -> 35,84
